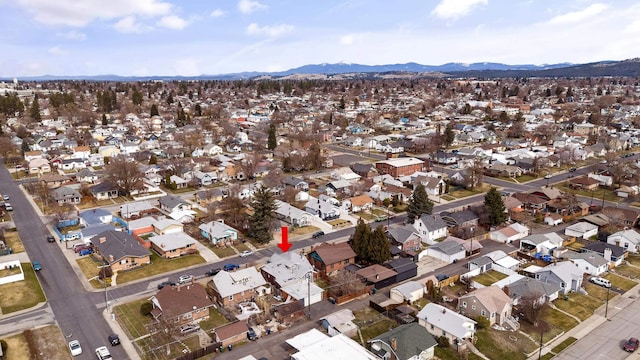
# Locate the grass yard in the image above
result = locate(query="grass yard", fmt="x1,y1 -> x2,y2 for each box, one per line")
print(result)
606,272 -> 638,291
559,186 -> 620,203
114,298 -> 155,339
353,307 -> 383,326
520,308 -> 579,343
2,229 -> 24,253
583,283 -> 615,302
76,256 -> 111,289
448,184 -> 491,199
475,328 -> 537,360
135,333 -> 200,360
551,336 -> 577,354
516,174 -> 537,183
288,225 -> 319,235
0,332 -> 31,360
553,293 -> 603,321
473,270 -> 508,286
211,246 -> 237,258
611,264 -> 640,281
357,212 -> 376,221
198,307 -> 229,331
234,242 -> 251,252
359,318 -> 397,343
26,325 -> 72,360
116,252 -> 206,284
625,255 -> 640,267
0,263 -> 46,314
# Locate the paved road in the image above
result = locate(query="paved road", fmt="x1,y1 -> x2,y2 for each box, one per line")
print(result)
0,160 -> 129,359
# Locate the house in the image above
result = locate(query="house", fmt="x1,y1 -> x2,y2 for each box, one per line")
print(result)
28,158 -> 51,175
414,176 -> 446,197
79,208 -> 112,227
389,281 -> 424,304
169,175 -> 188,189
75,168 -> 99,183
284,176 -> 309,191
385,258 -> 418,283
582,242 -> 627,267
348,194 -> 374,213
90,182 -> 119,201
50,186 -> 81,205
607,229 -> 640,253
420,237 -> 467,263
413,214 -> 449,244
153,218 -> 183,235
119,201 -> 156,219
457,286 -> 513,326
159,194 -> 192,213
280,278 -> 325,307
369,323 -> 437,360
602,206 -> 639,227
193,170 -> 217,187
568,176 -> 599,191
199,220 -> 239,246
519,232 -> 564,256
416,303 -> 476,348
350,163 -> 378,178
39,173 -> 70,188
533,261 -> 584,294
355,264 -> 398,289
387,224 -> 422,252
287,329 -> 377,360
308,242 -> 356,278
489,223 -> 530,244
92,230 -> 151,272
275,200 -> 312,227
214,321 -> 252,347
320,309 -> 358,338
544,213 -> 563,226
194,188 -> 227,206
261,252 -> 315,289
375,157 -> 425,178
149,283 -> 214,325
148,233 -> 197,258
440,209 -> 479,228
564,222 -> 598,239
209,267 -> 268,307
504,277 -> 561,306
561,251 -> 608,275
305,195 -> 340,220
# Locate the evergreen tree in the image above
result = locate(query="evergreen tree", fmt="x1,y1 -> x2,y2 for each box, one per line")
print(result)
29,94 -> 41,121
484,187 -> 506,226
131,87 -> 143,106
444,123 -> 455,148
102,114 -> 108,126
267,123 -> 277,151
406,183 -> 434,224
368,225 -> 391,264
249,185 -> 277,244
150,104 -> 159,117
351,219 -> 371,263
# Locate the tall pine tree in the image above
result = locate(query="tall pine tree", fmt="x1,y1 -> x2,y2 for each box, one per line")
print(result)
249,185 -> 277,244
267,123 -> 277,151
351,219 -> 371,263
484,187 -> 506,226
406,183 -> 434,224
368,225 -> 391,265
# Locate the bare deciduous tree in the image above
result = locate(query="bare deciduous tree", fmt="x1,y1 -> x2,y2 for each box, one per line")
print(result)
103,155 -> 145,196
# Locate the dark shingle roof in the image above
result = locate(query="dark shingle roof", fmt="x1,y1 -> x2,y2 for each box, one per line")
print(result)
371,323 -> 437,360
94,230 -> 150,263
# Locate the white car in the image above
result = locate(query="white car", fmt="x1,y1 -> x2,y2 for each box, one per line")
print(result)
68,340 -> 82,356
239,250 -> 254,257
95,346 -> 112,360
178,275 -> 193,284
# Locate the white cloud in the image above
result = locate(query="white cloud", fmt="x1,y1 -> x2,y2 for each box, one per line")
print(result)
238,0 -> 267,14
114,16 -> 149,33
48,46 -> 67,56
210,9 -> 226,18
14,0 -> 173,26
547,3 -> 609,25
431,0 -> 488,21
157,15 -> 188,30
174,58 -> 200,76
246,23 -> 294,37
57,30 -> 86,40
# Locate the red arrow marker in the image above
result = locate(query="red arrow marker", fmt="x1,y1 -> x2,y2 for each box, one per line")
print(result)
278,226 -> 291,252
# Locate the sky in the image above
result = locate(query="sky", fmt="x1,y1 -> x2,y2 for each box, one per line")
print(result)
1,0 -> 640,77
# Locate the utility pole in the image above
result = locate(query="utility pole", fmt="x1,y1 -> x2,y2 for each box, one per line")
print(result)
306,272 -> 312,320
605,287 -> 610,319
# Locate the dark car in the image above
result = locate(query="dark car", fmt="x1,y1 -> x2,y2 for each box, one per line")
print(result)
33,261 -> 42,271
569,167 -> 577,172
312,231 -> 325,239
436,274 -> 449,281
157,281 -> 176,290
223,263 -> 240,271
47,235 -> 56,243
247,327 -> 258,341
624,337 -> 639,352
74,245 -> 90,253
78,248 -> 94,256
206,268 -> 221,276
108,334 -> 120,346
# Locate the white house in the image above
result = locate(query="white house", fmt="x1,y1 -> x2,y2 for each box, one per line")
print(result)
562,251 -> 608,276
417,303 -> 476,346
413,214 -> 449,244
489,223 -> 530,244
520,233 -> 564,256
564,222 -> 599,239
533,261 -> 584,294
607,229 -> 640,253
389,281 -> 424,304
419,237 -> 467,263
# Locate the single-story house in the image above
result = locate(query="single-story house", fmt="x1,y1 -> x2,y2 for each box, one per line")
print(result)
457,286 -> 513,326
149,283 -> 214,325
148,233 -> 197,259
417,303 -> 476,348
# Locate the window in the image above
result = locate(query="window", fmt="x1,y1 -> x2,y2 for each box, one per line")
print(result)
471,305 -> 476,310
462,301 -> 467,308
491,312 -> 495,318
182,313 -> 192,320
430,324 -> 434,330
229,295 -> 233,301
481,310 -> 486,316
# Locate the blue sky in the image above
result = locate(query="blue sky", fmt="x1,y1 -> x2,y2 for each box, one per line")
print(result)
1,0 -> 639,77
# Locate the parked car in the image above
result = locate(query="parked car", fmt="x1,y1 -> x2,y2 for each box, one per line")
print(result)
590,276 -> 611,288
95,346 -> 112,360
4,203 -> 12,211
179,324 -> 200,334
74,245 -> 90,253
569,167 -> 577,172
205,268 -> 221,276
66,233 -> 80,240
33,261 -> 42,271
79,248 -> 94,256
247,327 -> 258,341
178,275 -> 193,284
47,235 -> 56,243
223,263 -> 240,271
2,195 -> 9,201
157,281 -> 176,290
312,231 -> 325,238
108,334 -> 120,346
374,215 -> 388,222
624,337 -> 640,352
239,250 -> 254,257
544,174 -> 552,179
68,340 -> 82,356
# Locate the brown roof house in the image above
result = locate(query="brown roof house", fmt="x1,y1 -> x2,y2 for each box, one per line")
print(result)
208,267 -> 268,307
149,283 -> 214,326
93,230 -> 151,272
308,242 -> 356,278
457,285 -> 513,327
346,194 -> 374,213
214,321 -> 251,347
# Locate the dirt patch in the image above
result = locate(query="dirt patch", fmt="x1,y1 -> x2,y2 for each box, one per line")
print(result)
25,326 -> 72,360
3,230 -> 24,253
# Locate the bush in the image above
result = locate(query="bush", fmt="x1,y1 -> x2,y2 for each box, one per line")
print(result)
98,266 -> 113,279
0,339 -> 7,352
474,316 -> 490,330
437,336 -> 450,348
140,302 -> 153,316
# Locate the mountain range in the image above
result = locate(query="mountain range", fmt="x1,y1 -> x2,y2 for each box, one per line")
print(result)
3,58 -> 640,81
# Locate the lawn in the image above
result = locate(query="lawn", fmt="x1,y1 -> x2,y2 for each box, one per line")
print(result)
520,308 -> 578,343
472,270 -> 508,286
76,256 -> 111,289
358,318 -> 397,343
0,263 -> 46,314
559,185 -> 620,203
198,308 -> 229,331
625,255 -> 640,267
289,225 -> 319,235
135,332 -> 200,360
551,336 -> 577,354
611,265 -> 640,281
211,246 -> 237,258
116,252 -> 206,284
604,272 -> 637,291
553,293 -> 603,321
475,328 -> 537,360
0,332 -> 31,360
515,174 -> 537,183
448,184 -> 491,199
234,242 -> 251,252
3,229 -> 24,253
357,212 -> 376,221
583,283 -> 614,302
113,298 -> 155,339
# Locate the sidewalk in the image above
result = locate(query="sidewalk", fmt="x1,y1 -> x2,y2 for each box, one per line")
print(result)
101,308 -> 141,360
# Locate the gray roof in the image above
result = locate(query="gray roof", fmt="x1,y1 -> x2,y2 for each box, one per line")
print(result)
440,209 -> 479,226
93,230 -> 150,263
428,238 -> 466,256
261,252 -> 314,287
562,250 -> 608,267
159,194 -> 188,209
371,323 -> 437,360
416,214 -> 448,232
507,277 -> 561,300
582,242 -> 626,258
50,186 -> 80,201
388,224 -> 420,244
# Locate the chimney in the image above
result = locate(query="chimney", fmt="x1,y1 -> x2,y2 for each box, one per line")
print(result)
604,248 -> 612,261
109,254 -> 114,262
390,338 -> 397,351
503,286 -> 510,296
99,237 -> 107,244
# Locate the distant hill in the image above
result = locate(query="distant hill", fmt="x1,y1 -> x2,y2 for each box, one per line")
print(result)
3,59 -> 640,81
